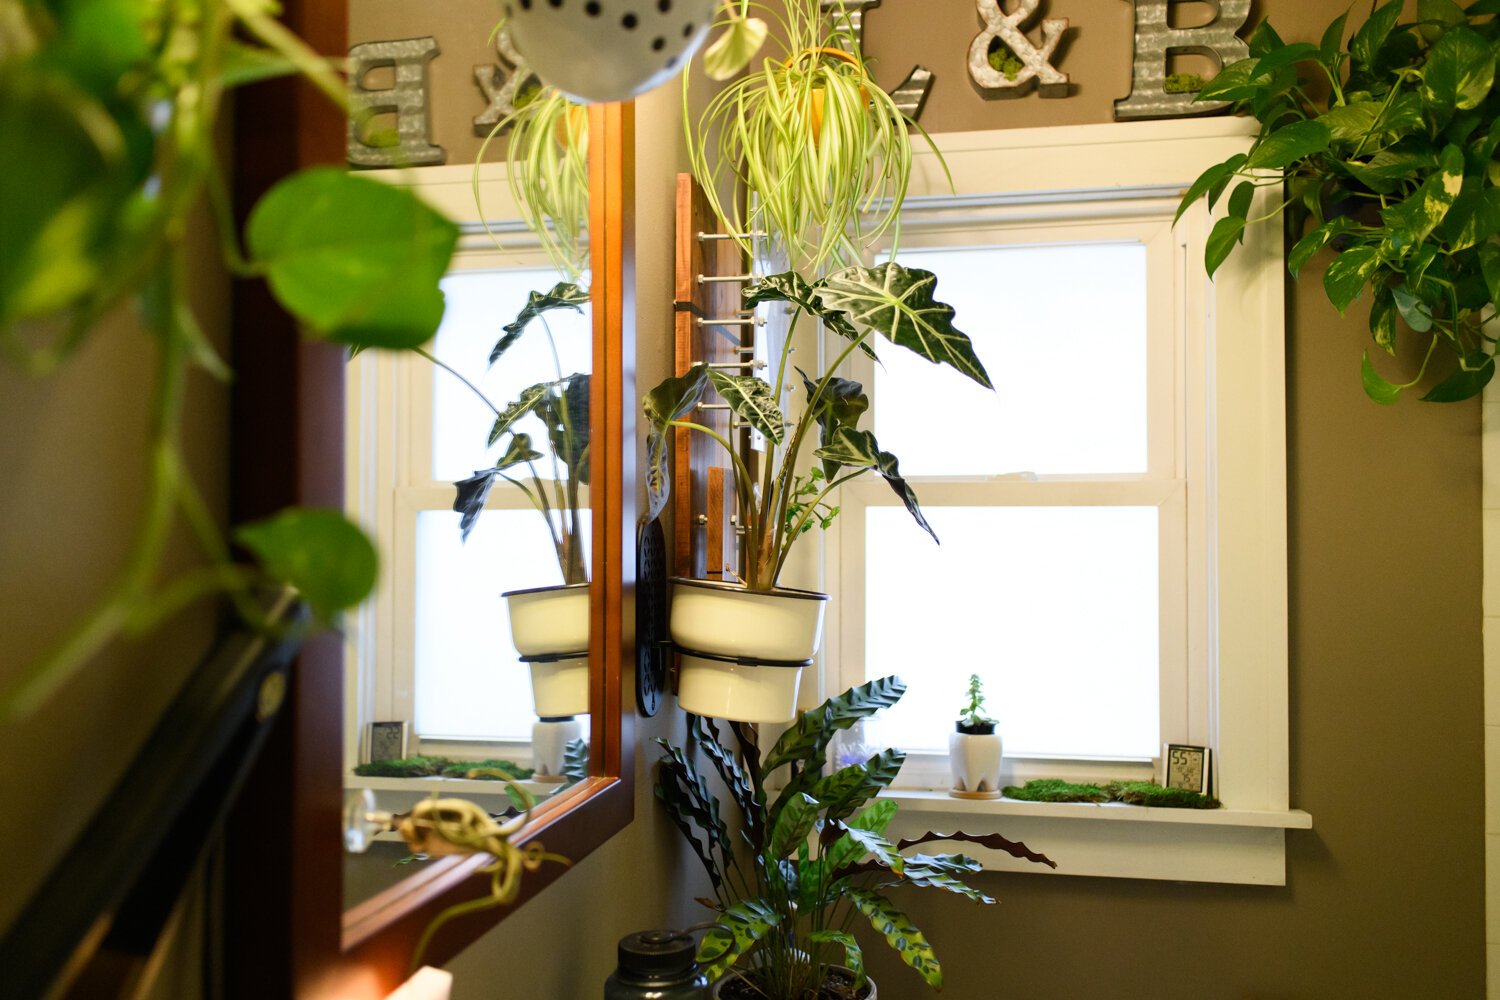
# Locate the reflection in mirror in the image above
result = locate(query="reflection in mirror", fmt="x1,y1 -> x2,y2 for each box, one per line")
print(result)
341,158 -> 593,909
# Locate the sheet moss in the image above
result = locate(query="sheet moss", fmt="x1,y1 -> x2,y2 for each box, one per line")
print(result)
1163,72 -> 1205,93
1004,778 -> 1220,809
987,39 -> 1024,81
354,755 -> 534,780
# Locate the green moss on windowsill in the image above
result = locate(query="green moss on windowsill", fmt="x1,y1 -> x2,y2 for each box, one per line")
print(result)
353,755 -> 535,780
1164,73 -> 1205,94
1003,778 -> 1220,809
442,758 -> 534,780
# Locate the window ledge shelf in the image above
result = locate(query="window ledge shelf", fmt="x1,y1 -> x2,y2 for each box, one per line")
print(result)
878,791 -> 1313,887
345,774 -> 561,797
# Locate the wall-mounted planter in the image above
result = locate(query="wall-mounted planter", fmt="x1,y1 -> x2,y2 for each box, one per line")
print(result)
525,652 -> 590,718
676,650 -> 809,724
507,0 -> 715,103
505,581 -> 589,656
669,577 -> 829,662
949,723 -> 1003,800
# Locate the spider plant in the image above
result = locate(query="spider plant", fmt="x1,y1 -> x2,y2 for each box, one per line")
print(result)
683,0 -> 941,271
432,282 -> 592,584
476,80 -> 590,280
644,264 -> 991,592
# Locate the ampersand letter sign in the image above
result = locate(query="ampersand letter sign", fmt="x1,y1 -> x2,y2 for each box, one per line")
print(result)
968,0 -> 1071,99
346,37 -> 447,168
1114,0 -> 1249,120
473,28 -> 541,138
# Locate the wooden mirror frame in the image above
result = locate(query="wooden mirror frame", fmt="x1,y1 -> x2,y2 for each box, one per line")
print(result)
223,2 -> 636,994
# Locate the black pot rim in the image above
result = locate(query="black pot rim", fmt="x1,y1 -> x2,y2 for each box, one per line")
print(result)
670,577 -> 830,602
519,650 -> 589,663
501,581 -> 590,599
677,645 -> 813,669
955,721 -> 998,735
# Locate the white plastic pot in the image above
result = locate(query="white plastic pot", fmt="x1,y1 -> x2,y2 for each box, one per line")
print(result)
505,0 -> 717,103
948,729 -> 1004,800
531,716 -> 585,777
670,578 -> 829,662
528,654 -> 590,717
504,582 -> 589,657
677,651 -> 807,724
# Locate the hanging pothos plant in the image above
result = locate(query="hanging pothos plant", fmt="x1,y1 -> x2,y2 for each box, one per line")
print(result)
1178,0 -> 1500,403
441,283 -> 593,586
0,0 -> 460,722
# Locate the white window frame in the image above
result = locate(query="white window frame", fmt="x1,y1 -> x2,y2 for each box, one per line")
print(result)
343,163 -> 589,768
782,119 -> 1308,885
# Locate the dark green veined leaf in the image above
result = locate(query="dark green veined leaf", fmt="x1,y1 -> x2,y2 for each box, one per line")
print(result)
763,676 -> 907,774
895,854 -> 994,903
894,829 -> 1059,869
1380,144 -> 1466,251
707,371 -> 785,445
745,271 -> 874,358
491,431 -> 543,474
814,428 -> 937,543
1195,58 -> 1260,102
657,740 -> 732,851
1324,246 -> 1383,312
825,799 -> 900,872
1443,188 -> 1500,250
1361,350 -> 1404,404
1320,11 -> 1350,64
1246,121 -> 1332,170
689,716 -> 760,822
1252,42 -> 1321,79
247,168 -> 458,350
831,823 -> 907,875
1350,0 -> 1403,71
1420,25 -> 1495,112
1392,284 -> 1435,334
489,382 -> 549,445
235,509 -> 378,621
643,364 -> 712,521
452,469 -> 498,541
696,899 -> 780,982
1376,91 -> 1426,138
1205,215 -> 1248,278
1468,0 -> 1500,14
847,889 -> 944,988
813,264 -> 991,389
1406,243 -> 1441,289
767,792 -> 820,858
538,373 -> 590,479
654,741 -> 728,887
1345,146 -> 1440,193
1423,352 -> 1496,400
1481,241 -> 1500,306
1289,217 -> 1360,278
809,748 -> 906,823
807,930 -> 865,988
1174,153 -> 1247,225
490,281 -> 588,366
798,367 -> 869,480
1370,285 -> 1399,354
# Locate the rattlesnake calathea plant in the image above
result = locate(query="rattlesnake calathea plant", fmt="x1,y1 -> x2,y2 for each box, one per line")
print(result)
644,264 -> 990,591
440,282 -> 592,584
656,677 -> 1056,997
1178,0 -> 1500,403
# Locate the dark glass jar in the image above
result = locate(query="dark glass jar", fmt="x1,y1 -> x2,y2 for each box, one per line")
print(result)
604,929 -> 710,1000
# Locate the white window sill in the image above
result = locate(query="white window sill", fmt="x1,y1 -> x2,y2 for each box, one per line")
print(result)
345,774 -> 562,797
879,790 -> 1312,887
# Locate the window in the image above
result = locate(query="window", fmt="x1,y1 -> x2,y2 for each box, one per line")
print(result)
802,120 -> 1302,883
345,164 -> 590,760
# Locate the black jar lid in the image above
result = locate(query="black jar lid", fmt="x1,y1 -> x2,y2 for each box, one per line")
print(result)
618,929 -> 697,979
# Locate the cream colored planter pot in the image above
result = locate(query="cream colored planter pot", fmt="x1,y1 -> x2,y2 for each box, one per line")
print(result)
677,652 -> 807,724
504,582 -> 589,657
948,730 -> 1004,799
713,970 -> 874,999
527,654 -> 590,718
531,716 -> 585,778
669,578 -> 829,662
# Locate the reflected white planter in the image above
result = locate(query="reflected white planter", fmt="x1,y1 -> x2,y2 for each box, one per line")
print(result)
532,716 -> 585,778
504,582 -> 589,657
507,0 -> 716,103
948,729 -> 1003,800
527,654 -> 590,718
670,578 -> 829,662
677,651 -> 807,724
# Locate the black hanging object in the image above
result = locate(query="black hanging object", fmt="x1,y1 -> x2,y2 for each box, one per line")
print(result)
605,929 -> 709,999
636,518 -> 671,717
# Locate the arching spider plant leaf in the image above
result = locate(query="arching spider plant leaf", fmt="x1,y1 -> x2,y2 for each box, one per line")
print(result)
643,364 -> 712,521
489,281 -> 588,366
696,898 -> 780,982
815,428 -> 937,543
489,382 -> 550,446
702,14 -> 769,81
846,889 -> 943,988
814,264 -> 991,388
235,508 -> 378,621
707,370 -> 785,445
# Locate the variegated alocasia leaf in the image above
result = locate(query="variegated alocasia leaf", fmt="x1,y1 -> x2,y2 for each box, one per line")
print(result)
813,264 -> 991,388
846,888 -> 944,988
707,370 -> 785,445
814,428 -> 937,543
643,364 -> 711,521
798,367 -> 868,481
488,382 -> 549,445
696,898 -> 780,981
746,272 -> 874,359
489,281 -> 588,366
539,373 -> 590,479
495,432 -> 542,471
452,469 -> 499,541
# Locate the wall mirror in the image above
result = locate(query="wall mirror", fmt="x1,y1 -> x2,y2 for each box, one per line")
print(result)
222,0 -> 636,987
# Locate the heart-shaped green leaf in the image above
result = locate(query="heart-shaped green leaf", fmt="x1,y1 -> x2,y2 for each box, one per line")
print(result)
1422,353 -> 1495,401
1361,350 -> 1403,404
1349,0 -> 1402,71
1420,25 -> 1495,112
1324,246 -> 1383,313
235,508 -> 379,620
1245,120 -> 1331,170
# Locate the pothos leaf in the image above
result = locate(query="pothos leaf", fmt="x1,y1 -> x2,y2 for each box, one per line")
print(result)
813,264 -> 991,388
707,370 -> 785,445
1422,352 -> 1496,401
1419,24 -> 1495,113
234,508 -> 378,621
1244,120 -> 1331,170
1380,144 -> 1465,252
1174,153 -> 1247,226
1361,350 -> 1404,404
1323,246 -> 1383,313
490,281 -> 588,366
1349,0 -> 1403,72
846,889 -> 944,988
1369,285 -> 1399,355
696,898 -> 780,982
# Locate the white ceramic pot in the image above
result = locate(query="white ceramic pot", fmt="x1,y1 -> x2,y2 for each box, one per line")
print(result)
713,970 -> 875,999
677,651 -> 807,724
531,716 -> 585,777
948,729 -> 1004,799
670,578 -> 830,662
505,0 -> 717,103
504,582 -> 589,656
528,654 -> 590,717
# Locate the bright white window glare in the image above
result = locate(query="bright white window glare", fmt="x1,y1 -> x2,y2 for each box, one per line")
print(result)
414,507 -> 591,742
432,269 -> 592,483
873,243 -> 1148,476
862,505 -> 1160,759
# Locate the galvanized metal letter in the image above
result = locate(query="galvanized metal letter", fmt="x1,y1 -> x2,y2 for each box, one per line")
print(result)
1113,0 -> 1250,120
346,36 -> 446,168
